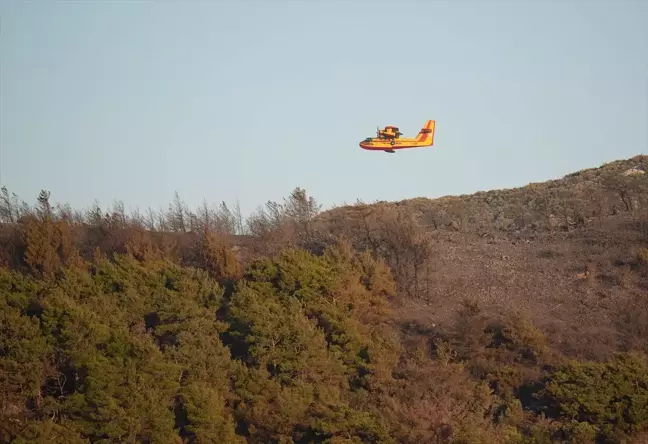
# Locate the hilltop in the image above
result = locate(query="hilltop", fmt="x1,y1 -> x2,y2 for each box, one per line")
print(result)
1,154 -> 647,443
311,154 -> 648,360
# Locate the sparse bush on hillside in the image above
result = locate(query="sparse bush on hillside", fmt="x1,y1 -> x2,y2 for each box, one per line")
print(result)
245,187 -> 323,257
192,229 -> 243,282
614,291 -> 648,354
316,202 -> 435,300
637,248 -> 648,265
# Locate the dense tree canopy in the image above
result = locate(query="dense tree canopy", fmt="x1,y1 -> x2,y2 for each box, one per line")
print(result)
2,155 -> 648,443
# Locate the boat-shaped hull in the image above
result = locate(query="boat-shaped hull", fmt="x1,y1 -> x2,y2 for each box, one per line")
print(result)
359,138 -> 432,151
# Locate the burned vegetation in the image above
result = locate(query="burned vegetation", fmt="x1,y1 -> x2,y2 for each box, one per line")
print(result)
1,155 -> 648,443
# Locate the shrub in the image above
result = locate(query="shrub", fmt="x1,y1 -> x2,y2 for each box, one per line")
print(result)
539,352 -> 648,441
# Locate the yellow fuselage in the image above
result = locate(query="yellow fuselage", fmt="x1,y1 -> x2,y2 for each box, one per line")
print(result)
359,120 -> 435,152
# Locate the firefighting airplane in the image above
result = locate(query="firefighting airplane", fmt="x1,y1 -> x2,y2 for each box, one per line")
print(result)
359,120 -> 436,153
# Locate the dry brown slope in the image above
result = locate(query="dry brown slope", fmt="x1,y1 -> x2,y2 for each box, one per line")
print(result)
313,155 -> 648,360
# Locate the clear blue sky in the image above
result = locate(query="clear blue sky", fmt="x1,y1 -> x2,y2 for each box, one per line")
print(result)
1,0 -> 647,218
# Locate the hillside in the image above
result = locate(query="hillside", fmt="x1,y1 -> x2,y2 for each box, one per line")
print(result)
313,154 -> 648,360
1,155 -> 648,444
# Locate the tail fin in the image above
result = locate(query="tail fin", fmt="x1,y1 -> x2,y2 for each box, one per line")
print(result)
416,120 -> 435,144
